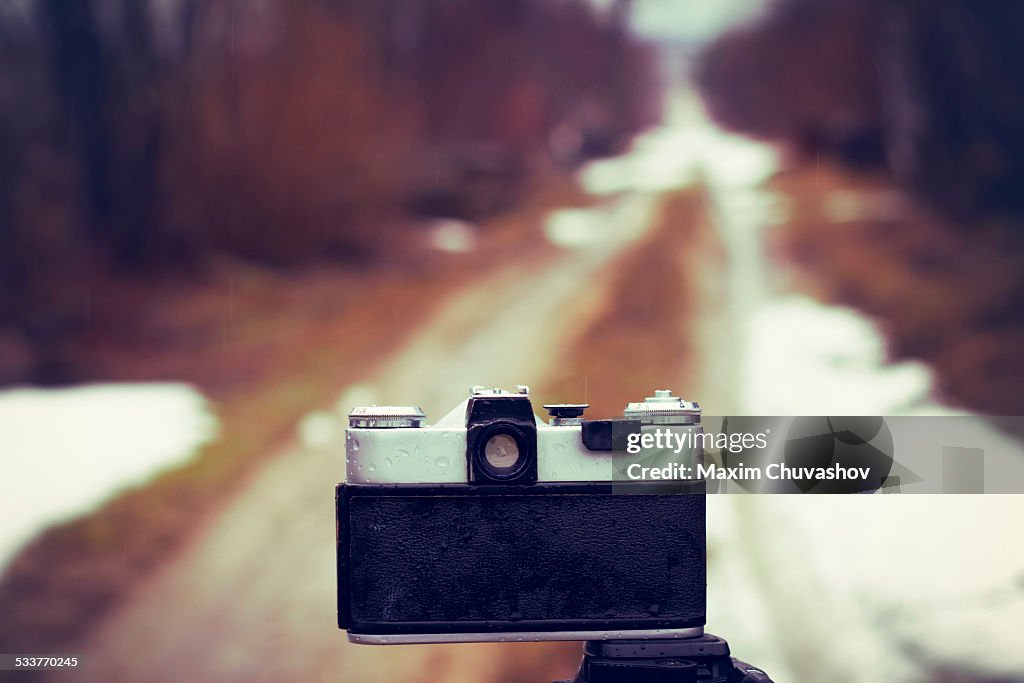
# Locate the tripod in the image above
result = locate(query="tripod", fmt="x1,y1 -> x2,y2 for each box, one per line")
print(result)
554,634 -> 773,683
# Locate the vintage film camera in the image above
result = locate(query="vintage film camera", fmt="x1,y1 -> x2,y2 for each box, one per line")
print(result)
336,386 -> 773,683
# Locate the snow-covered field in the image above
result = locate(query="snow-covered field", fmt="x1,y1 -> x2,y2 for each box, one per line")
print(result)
0,383 -> 218,572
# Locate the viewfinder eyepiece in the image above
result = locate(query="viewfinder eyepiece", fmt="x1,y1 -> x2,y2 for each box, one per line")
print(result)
484,433 -> 520,470
465,389 -> 538,484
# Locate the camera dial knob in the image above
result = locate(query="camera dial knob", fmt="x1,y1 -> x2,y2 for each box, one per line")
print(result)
623,389 -> 701,425
348,406 -> 426,429
543,403 -> 590,426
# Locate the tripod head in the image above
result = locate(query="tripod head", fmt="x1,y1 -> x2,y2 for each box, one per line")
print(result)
555,634 -> 773,683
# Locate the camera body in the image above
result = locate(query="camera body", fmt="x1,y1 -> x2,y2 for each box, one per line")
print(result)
337,386 -> 706,644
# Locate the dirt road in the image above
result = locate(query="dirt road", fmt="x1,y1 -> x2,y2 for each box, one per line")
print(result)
49,192 -> 674,683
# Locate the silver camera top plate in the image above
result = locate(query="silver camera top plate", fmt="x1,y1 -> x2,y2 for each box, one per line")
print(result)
345,388 -> 703,484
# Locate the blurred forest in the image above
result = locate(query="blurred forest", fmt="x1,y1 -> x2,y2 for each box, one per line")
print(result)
0,0 -> 659,386
697,0 -> 1024,224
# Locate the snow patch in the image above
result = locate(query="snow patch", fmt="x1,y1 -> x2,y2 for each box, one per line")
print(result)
742,296 -> 934,415
0,383 -> 218,571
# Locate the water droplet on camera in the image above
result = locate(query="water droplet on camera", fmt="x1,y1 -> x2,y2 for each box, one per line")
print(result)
436,456 -> 450,468
398,449 -> 410,458
384,458 -> 392,469
350,438 -> 360,452
368,464 -> 376,473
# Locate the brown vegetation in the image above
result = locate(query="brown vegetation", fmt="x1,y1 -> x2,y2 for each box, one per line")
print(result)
696,0 -> 1024,224
695,0 -> 883,167
178,2 -> 412,263
768,165 -> 1024,415
0,0 -> 660,385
